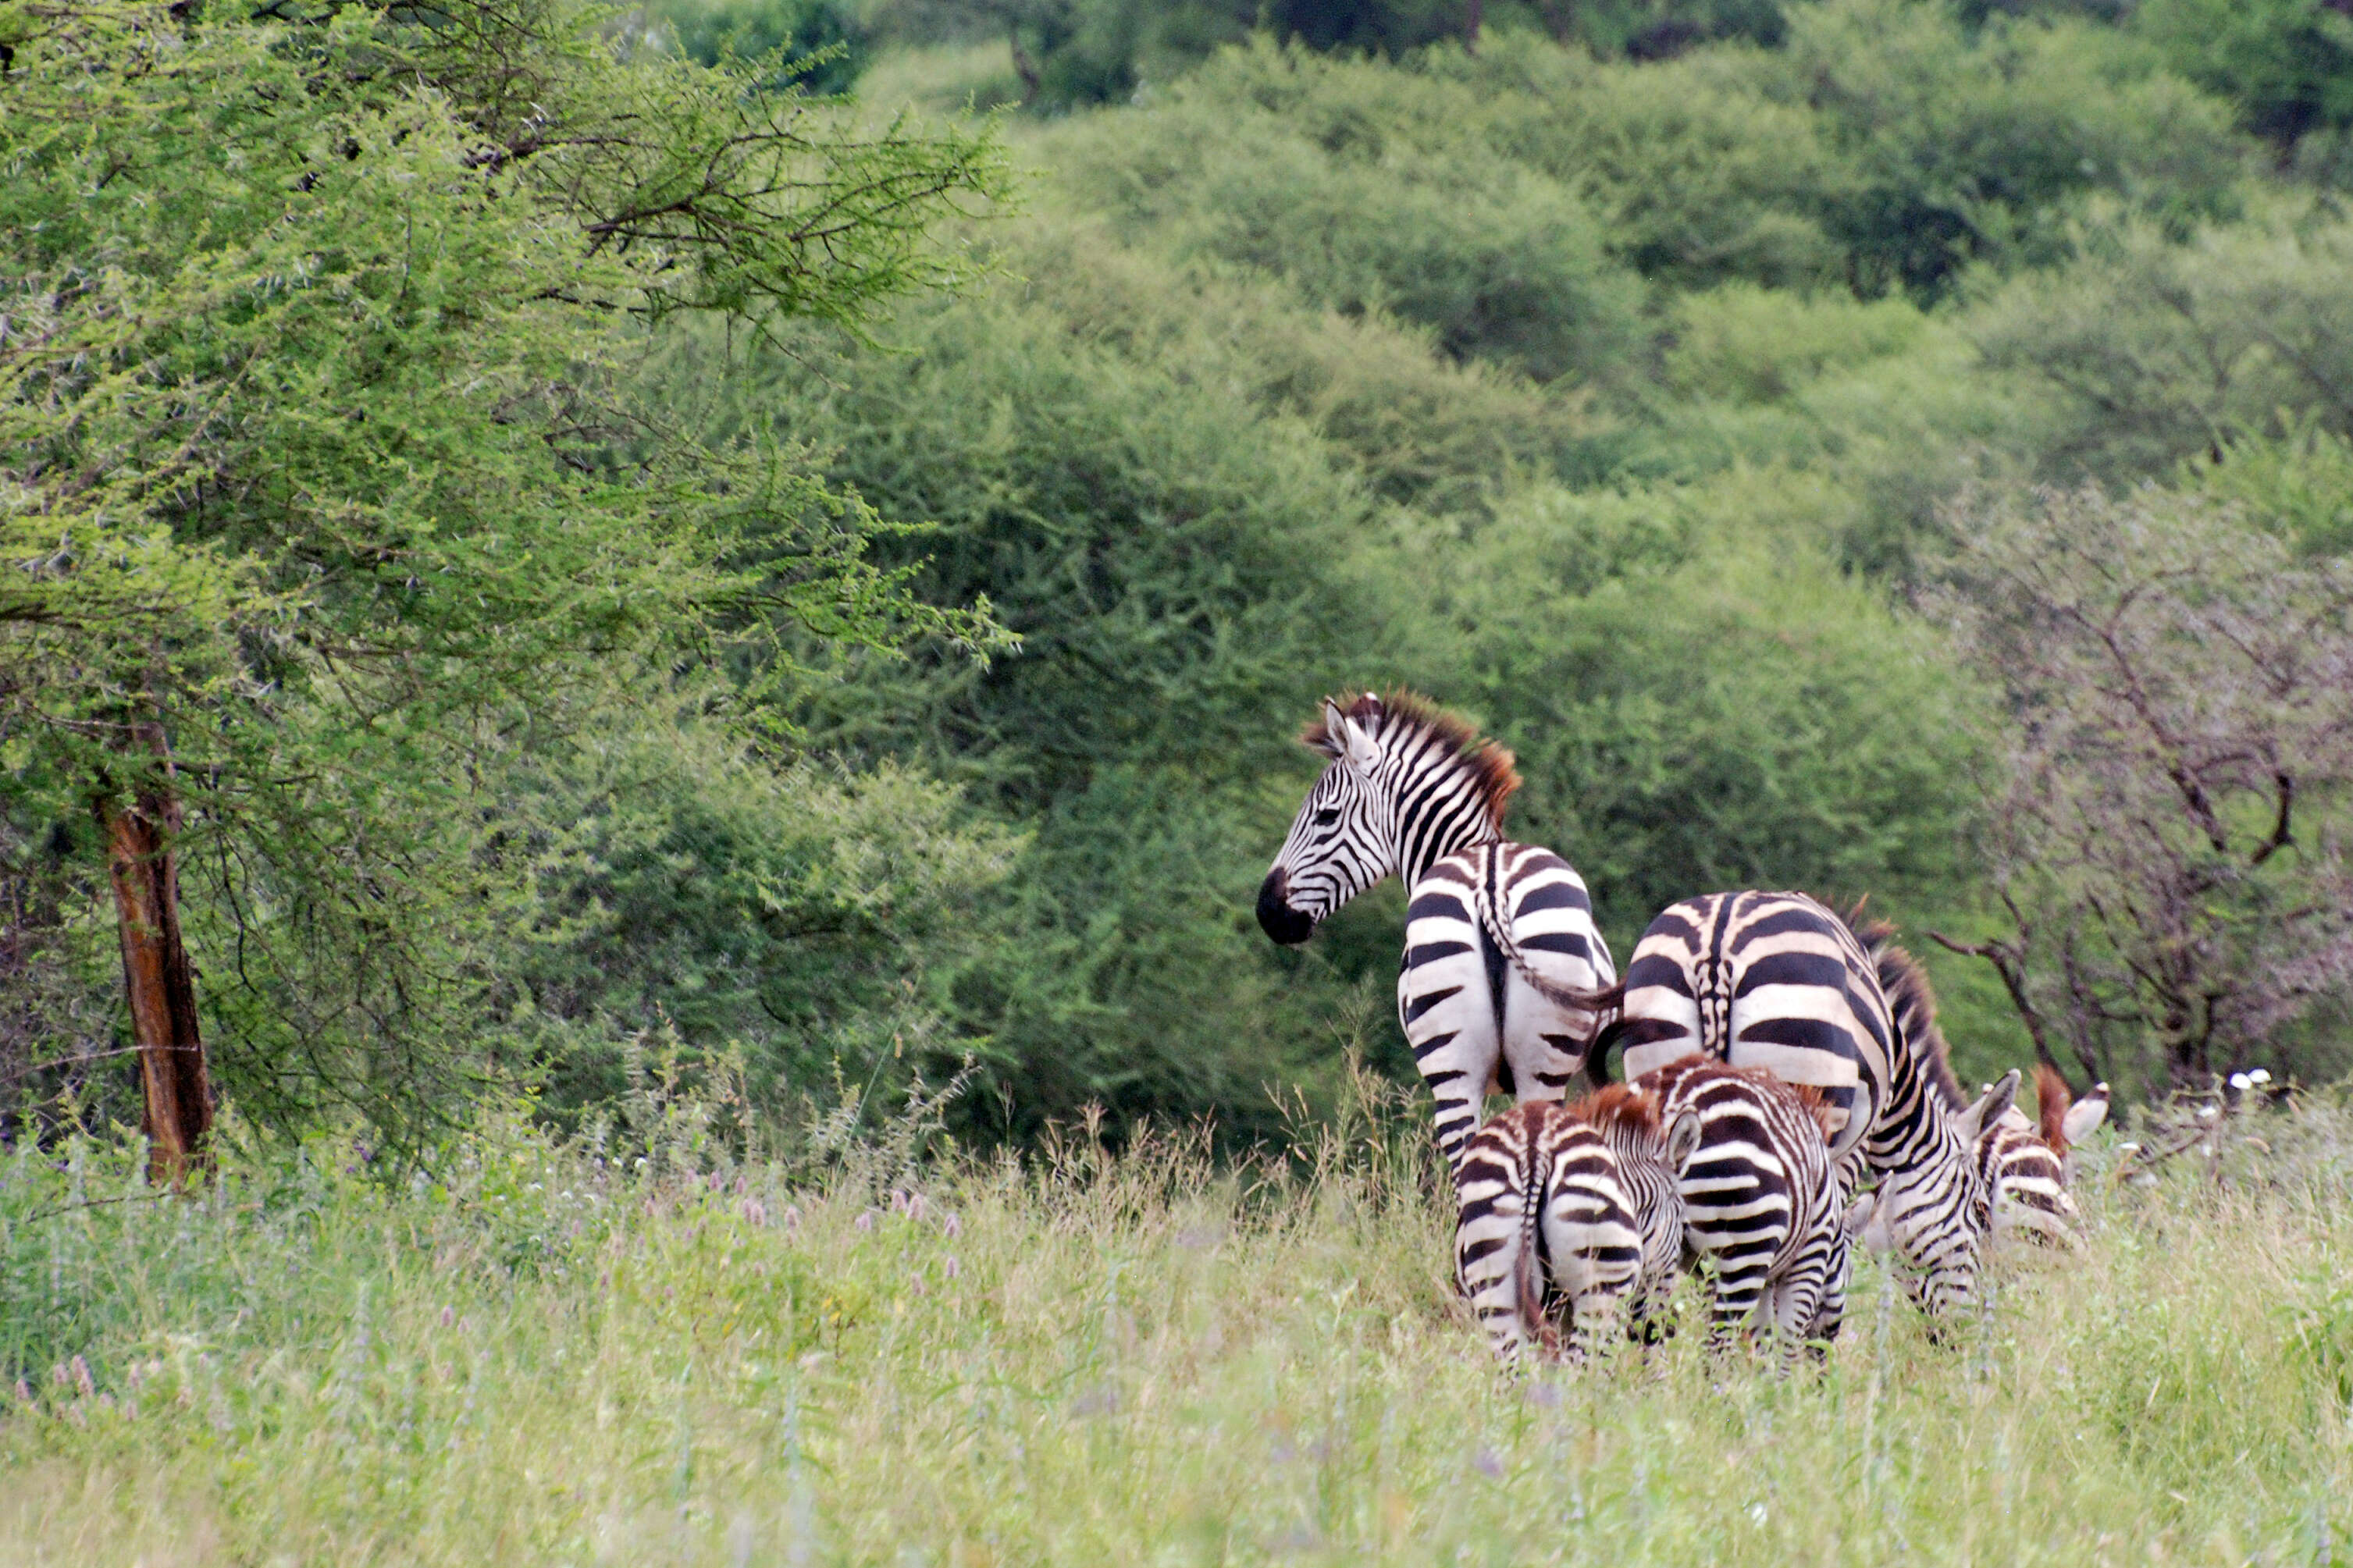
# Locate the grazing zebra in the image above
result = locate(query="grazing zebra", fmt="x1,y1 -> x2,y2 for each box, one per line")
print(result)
1258,692 -> 1614,1171
1454,1101 -> 1654,1364
1646,1058 -> 1858,1359
1605,892 -> 2018,1317
1977,1065 -> 2110,1249
1570,1084 -> 1687,1338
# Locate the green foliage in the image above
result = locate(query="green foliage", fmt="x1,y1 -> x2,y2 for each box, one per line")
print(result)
0,0 -> 1009,1146
656,285 -> 1399,1138
1972,211 -> 2353,481
1393,480 -> 1985,946
496,715 -> 1019,1110
2136,0 -> 2353,148
645,0 -> 872,94
1778,0 -> 2247,299
1050,42 -> 1646,384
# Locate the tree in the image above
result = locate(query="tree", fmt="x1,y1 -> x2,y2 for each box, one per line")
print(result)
0,0 -> 1009,1178
1933,485 -> 2353,1093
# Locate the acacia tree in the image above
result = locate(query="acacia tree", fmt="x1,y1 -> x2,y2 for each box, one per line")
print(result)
1934,485 -> 2353,1093
0,0 -> 1009,1179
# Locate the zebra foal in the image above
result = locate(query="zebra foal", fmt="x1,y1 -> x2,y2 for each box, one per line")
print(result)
1646,1058 -> 1860,1359
1607,891 -> 2019,1317
1453,1093 -> 1680,1365
1258,692 -> 1613,1172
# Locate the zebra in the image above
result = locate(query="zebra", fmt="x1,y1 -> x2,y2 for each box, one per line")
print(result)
1569,1083 -> 1687,1339
1645,1058 -> 1858,1359
1601,891 -> 2019,1317
1454,1100 -> 1660,1365
1258,692 -> 1613,1172
1975,1064 -> 2110,1250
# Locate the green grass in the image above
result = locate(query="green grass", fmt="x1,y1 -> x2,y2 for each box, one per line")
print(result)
3,1087 -> 2351,1566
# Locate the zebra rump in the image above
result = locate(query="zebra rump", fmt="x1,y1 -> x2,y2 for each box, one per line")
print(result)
1454,1101 -> 1646,1365
1645,1058 -> 1858,1358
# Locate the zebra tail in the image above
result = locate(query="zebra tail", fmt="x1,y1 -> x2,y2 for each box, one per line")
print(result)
1517,1154 -> 1554,1359
1469,855 -> 1621,1026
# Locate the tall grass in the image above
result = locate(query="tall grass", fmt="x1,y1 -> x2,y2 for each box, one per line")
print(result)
3,1076 -> 2350,1565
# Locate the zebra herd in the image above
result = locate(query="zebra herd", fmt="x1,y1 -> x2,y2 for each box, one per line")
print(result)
1257,690 -> 2109,1364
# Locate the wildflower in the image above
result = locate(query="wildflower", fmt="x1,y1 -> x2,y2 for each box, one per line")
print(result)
740,1198 -> 768,1228
782,1204 -> 803,1234
1473,1449 -> 1504,1481
12,1380 -> 29,1404
943,1255 -> 960,1280
943,1212 -> 962,1239
2118,1141 -> 2141,1156
72,1356 -> 94,1399
856,1211 -> 874,1232
2249,1068 -> 2273,1086
2230,1072 -> 2251,1092
50,1365 -> 66,1390
440,1305 -> 455,1328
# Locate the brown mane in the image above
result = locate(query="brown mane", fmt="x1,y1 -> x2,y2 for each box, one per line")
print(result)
1851,919 -> 1967,1111
1568,1083 -> 1659,1136
1784,1082 -> 1843,1143
1299,689 -> 1520,829
2034,1062 -> 2074,1154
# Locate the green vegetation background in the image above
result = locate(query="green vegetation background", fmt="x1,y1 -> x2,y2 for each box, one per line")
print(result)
12,0 -> 2353,1155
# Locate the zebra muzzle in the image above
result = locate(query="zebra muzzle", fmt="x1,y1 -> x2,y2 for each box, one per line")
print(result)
1256,869 -> 1316,946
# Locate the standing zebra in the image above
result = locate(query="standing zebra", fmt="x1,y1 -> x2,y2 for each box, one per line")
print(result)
1258,692 -> 1613,1171
1647,1058 -> 1858,1358
1607,891 -> 2018,1317
1453,1096 -> 1678,1364
1976,1065 -> 2110,1250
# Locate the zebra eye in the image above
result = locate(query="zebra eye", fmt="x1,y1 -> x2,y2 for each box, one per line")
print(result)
1312,807 -> 1340,827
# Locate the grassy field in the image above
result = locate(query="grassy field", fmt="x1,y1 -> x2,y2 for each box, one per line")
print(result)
2,1077 -> 2350,1566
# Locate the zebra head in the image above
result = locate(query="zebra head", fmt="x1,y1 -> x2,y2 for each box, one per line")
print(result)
1257,696 -> 1396,945
1871,1069 -> 2021,1314
1255,691 -> 1516,946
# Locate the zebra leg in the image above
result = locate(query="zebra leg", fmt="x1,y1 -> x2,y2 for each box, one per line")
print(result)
1764,1259 -> 1830,1370
1703,1246 -> 1775,1353
1401,869 -> 1505,1175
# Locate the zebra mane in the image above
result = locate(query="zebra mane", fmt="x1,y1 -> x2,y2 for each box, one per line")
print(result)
1785,1082 -> 1843,1143
1853,920 -> 1968,1111
1569,1083 -> 1659,1138
1299,689 -> 1520,827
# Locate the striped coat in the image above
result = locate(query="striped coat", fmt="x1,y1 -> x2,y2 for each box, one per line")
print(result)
1454,1101 -> 1647,1365
1977,1065 -> 2109,1249
1609,892 -> 2019,1317
1259,692 -> 1614,1172
1647,1058 -> 1857,1357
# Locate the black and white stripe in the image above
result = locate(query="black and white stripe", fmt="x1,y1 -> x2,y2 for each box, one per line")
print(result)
1648,1058 -> 1857,1357
1609,892 -> 2018,1317
1977,1066 -> 2108,1250
1454,1101 -> 1645,1365
1259,692 -> 1613,1171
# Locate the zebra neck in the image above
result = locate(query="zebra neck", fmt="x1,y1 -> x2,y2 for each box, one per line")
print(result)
1399,823 -> 1503,887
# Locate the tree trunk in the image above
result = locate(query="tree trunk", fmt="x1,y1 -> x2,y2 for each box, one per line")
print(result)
98,781 -> 212,1186
1009,24 -> 1040,105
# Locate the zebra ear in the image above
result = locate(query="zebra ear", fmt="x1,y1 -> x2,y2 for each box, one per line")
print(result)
2062,1083 -> 2110,1145
1957,1068 -> 2022,1143
1335,709 -> 1382,777
1664,1111 -> 1701,1172
1311,699 -> 1350,759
